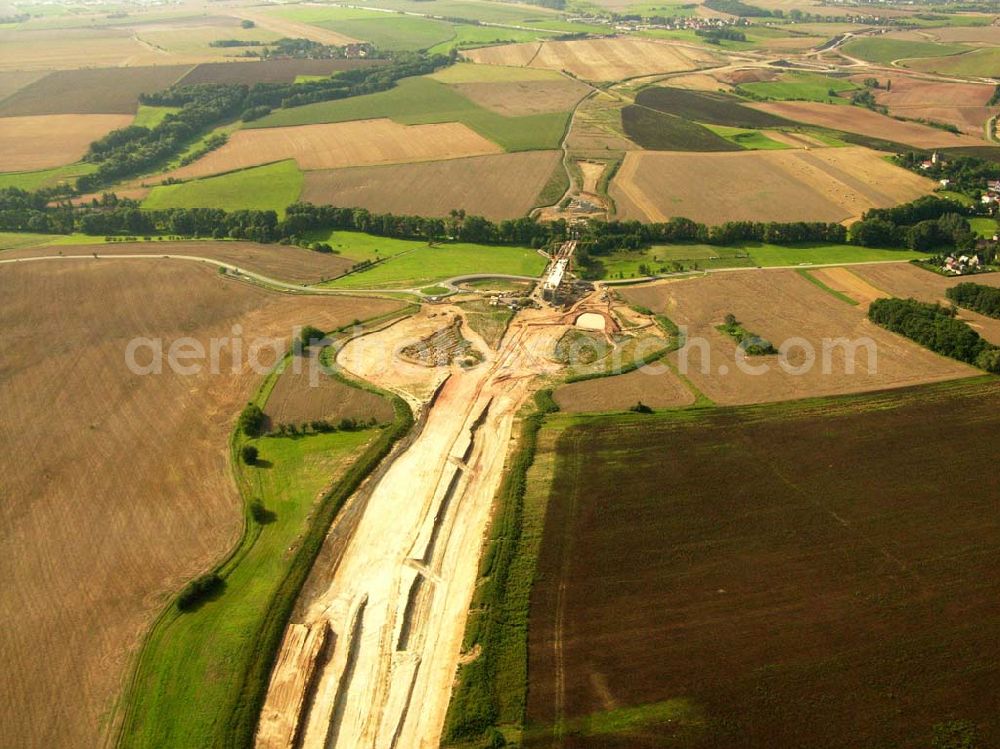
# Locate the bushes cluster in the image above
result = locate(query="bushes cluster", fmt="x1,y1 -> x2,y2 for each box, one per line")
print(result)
868,297 -> 1000,372
238,403 -> 266,437
947,282 -> 1000,319
268,417 -> 375,437
851,196 -> 978,252
177,573 -> 224,612
718,313 -> 777,355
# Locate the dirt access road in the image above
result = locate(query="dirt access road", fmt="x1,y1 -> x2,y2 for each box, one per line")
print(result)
256,306 -> 565,749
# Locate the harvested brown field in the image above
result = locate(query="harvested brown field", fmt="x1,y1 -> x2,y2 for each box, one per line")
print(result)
263,351 -> 394,427
848,263 -> 1000,345
553,366 -> 694,413
719,67 -> 777,84
447,77 -> 590,116
807,265 -> 886,305
659,71 -> 731,91
177,58 -> 381,86
0,70 -> 45,103
913,25 -> 1000,45
0,65 -> 192,116
464,38 -> 720,82
4,241 -> 352,284
165,119 -> 502,180
301,151 -> 562,221
527,379 -> 1000,748
620,268 -> 974,405
0,114 -> 134,171
750,100 -> 988,147
229,8 -> 360,46
610,147 -> 933,224
0,259 -> 401,749
0,28 -> 166,71
854,74 -> 998,136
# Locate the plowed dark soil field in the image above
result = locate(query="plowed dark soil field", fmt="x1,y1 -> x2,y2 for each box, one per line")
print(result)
527,380 -> 1000,748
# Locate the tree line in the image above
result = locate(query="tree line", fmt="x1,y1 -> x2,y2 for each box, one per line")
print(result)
868,297 -> 1000,373
3,189 -> 984,259
76,53 -> 449,192
849,195 -> 979,252
946,282 -> 1000,320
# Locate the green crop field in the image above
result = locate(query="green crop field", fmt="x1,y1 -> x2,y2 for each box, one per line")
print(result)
971,217 -> 999,239
0,231 -> 58,251
909,47 -> 1000,77
703,124 -> 791,150
273,5 -> 453,50
598,243 -> 925,278
302,229 -> 426,263
427,24 -> 543,54
116,426 -> 377,748
321,241 -> 546,289
842,37 -> 970,64
740,72 -> 858,103
247,76 -> 570,152
133,105 -> 181,128
142,160 -> 303,215
0,162 -> 95,191
327,0 -> 560,25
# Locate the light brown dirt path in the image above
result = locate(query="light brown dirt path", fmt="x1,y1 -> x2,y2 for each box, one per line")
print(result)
257,308 -> 566,749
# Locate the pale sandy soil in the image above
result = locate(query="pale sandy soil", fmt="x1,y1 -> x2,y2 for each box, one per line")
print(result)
257,307 -> 567,749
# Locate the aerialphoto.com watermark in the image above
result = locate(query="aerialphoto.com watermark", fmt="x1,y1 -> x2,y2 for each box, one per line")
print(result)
124,324 -> 880,384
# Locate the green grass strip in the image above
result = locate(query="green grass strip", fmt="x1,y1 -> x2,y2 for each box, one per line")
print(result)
796,268 -> 859,306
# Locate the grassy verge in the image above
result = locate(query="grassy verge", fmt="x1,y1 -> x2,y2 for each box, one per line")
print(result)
114,320 -> 414,749
444,390 -> 560,745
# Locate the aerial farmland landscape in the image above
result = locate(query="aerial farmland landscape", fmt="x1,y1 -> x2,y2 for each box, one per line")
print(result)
0,0 -> 998,746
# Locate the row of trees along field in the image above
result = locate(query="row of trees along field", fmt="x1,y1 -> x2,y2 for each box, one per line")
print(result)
0,191 -> 984,255
76,53 -> 450,192
868,297 -> 1000,372
849,196 -> 981,251
947,282 -> 1000,319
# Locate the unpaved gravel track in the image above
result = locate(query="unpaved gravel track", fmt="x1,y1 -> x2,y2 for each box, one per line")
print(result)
257,308 -> 565,749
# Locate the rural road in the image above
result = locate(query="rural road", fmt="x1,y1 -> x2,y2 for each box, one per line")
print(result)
0,253 -> 537,297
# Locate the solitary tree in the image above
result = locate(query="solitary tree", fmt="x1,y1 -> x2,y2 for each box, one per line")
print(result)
241,444 -> 259,465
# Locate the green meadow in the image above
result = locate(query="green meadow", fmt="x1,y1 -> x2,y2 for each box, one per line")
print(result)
842,37 -> 969,64
143,161 -> 303,215
321,241 -> 546,288
740,71 -> 859,103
